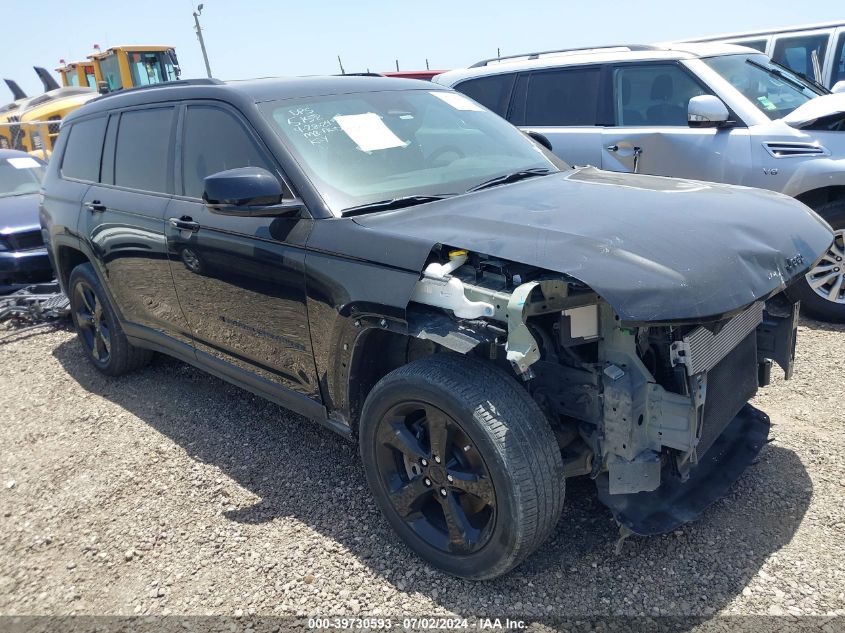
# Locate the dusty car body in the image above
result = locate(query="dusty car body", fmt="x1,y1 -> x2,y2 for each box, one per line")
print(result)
40,77 -> 832,578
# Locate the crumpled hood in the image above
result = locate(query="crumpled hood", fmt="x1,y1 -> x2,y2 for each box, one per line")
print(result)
783,93 -> 845,128
0,193 -> 40,234
354,167 -> 833,322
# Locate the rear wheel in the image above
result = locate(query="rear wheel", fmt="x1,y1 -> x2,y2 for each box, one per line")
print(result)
360,354 -> 564,580
793,200 -> 845,322
68,263 -> 153,376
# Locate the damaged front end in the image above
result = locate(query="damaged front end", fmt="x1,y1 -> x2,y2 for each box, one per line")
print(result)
408,248 -> 801,536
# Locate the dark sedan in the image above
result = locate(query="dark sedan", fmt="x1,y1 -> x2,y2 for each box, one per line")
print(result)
0,149 -> 52,292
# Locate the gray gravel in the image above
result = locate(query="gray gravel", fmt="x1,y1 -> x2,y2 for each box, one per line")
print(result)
0,318 -> 843,619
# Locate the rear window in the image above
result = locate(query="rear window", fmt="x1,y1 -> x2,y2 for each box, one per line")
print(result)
61,117 -> 107,182
454,74 -> 516,117
523,67 -> 602,126
114,108 -> 175,193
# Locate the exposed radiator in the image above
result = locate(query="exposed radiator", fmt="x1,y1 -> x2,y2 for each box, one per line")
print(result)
670,302 -> 764,376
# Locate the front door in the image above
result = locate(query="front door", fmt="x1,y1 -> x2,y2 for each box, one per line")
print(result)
165,103 -> 319,400
600,63 -> 752,185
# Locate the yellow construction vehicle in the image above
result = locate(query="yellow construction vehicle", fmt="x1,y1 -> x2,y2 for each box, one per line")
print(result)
88,45 -> 180,92
56,60 -> 96,88
8,47 -> 181,156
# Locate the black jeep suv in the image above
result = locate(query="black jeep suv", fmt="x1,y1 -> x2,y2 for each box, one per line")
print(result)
40,76 -> 832,579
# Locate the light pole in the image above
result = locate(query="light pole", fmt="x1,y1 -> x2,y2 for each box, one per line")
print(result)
193,4 -> 212,78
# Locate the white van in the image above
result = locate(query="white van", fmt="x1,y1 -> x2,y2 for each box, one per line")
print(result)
683,21 -> 845,89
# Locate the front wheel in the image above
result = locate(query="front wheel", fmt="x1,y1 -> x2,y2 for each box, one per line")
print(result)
792,200 -> 845,322
359,354 -> 564,580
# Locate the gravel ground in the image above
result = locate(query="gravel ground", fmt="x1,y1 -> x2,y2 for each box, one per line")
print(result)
0,318 -> 843,623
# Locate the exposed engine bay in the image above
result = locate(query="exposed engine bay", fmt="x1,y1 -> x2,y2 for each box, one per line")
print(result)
408,247 -> 800,534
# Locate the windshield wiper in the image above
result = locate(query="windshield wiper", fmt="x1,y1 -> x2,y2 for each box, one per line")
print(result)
746,58 -> 826,95
467,168 -> 551,192
342,194 -> 454,217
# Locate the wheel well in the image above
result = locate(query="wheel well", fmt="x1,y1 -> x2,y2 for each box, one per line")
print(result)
347,328 -> 440,435
56,246 -> 90,290
796,186 -> 845,213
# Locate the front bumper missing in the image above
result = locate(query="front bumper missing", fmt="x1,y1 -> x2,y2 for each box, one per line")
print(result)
596,403 -> 770,536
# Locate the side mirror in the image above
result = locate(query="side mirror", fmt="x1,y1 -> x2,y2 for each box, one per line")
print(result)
831,81 -> 845,94
203,167 -> 302,217
688,95 -> 730,128
525,130 -> 553,151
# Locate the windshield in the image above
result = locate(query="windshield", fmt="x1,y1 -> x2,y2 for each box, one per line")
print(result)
703,53 -> 825,120
0,155 -> 45,197
260,89 -> 561,215
128,51 -> 179,86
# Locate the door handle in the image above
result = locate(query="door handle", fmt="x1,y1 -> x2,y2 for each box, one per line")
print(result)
84,200 -> 106,213
606,144 -> 619,152
169,217 -> 200,232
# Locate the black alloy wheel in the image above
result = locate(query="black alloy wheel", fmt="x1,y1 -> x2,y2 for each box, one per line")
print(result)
74,280 -> 111,364
373,400 -> 496,555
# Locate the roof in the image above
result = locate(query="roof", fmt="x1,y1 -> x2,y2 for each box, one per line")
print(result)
683,20 -> 845,43
64,75 -> 442,123
435,42 -> 756,86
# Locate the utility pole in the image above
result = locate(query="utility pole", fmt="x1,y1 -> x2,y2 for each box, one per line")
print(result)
193,4 -> 212,78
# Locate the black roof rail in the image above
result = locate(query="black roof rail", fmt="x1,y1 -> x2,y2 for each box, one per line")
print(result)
90,78 -> 224,102
469,44 -> 662,68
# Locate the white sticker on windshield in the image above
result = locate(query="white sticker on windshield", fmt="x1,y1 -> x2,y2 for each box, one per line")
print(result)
333,113 -> 405,152
430,91 -> 484,111
7,157 -> 40,169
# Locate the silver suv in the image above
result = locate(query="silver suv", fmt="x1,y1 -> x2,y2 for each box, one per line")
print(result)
434,43 -> 845,321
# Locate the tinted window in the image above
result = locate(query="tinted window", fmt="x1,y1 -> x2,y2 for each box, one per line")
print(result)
114,108 -> 174,193
181,106 -> 274,199
454,74 -> 516,117
613,64 -> 707,126
833,33 -> 845,85
523,67 -> 601,126
61,117 -> 107,182
772,34 -> 829,81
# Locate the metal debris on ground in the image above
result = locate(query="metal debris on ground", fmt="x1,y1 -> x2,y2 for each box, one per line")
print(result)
0,281 -> 70,340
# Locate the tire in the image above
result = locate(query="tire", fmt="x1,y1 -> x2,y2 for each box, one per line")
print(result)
791,200 -> 845,322
68,263 -> 153,376
359,354 -> 564,580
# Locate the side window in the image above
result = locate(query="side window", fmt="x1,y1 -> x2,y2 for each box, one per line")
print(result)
772,33 -> 829,81
832,32 -> 845,85
454,74 -> 516,117
60,116 -> 107,182
114,107 -> 175,193
523,67 -> 601,126
613,64 -> 707,127
180,106 -> 275,199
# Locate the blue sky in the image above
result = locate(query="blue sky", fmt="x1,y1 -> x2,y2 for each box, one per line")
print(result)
2,1 -> 843,98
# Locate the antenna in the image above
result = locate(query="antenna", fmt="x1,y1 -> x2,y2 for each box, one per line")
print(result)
337,55 -> 345,75
395,59 -> 399,72
425,58 -> 430,70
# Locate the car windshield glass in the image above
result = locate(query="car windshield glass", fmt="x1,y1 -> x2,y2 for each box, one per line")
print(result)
0,156 -> 44,197
260,89 -> 562,215
703,53 -> 824,120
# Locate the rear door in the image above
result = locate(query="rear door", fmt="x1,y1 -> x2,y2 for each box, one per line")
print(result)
79,105 -> 193,347
512,65 -> 607,166
165,102 -> 319,401
600,62 -> 752,184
